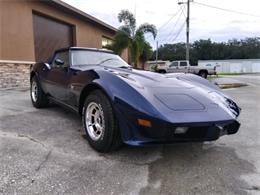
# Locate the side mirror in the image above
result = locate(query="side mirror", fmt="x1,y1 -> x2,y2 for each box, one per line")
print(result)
55,58 -> 64,66
44,63 -> 51,70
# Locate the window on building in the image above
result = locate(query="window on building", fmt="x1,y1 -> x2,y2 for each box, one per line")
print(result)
102,36 -> 113,48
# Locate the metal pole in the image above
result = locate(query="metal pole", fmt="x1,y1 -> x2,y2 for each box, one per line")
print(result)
186,0 -> 190,62
156,41 -> 158,65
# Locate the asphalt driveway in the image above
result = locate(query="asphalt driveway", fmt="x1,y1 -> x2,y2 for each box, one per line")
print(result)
0,75 -> 259,195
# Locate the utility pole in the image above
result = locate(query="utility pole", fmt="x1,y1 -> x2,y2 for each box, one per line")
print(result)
156,41 -> 158,66
178,0 -> 191,62
186,0 -> 190,62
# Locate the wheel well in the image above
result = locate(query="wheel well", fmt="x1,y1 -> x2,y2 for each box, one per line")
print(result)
78,84 -> 111,115
158,69 -> 166,73
30,71 -> 36,81
199,69 -> 208,74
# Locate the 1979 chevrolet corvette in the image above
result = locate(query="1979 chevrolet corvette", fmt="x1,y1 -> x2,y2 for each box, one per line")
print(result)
30,47 -> 241,152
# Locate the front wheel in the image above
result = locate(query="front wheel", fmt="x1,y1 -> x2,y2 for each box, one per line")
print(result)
30,76 -> 49,108
83,90 -> 122,152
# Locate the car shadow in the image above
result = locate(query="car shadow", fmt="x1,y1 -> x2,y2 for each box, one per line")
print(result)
107,142 -> 256,194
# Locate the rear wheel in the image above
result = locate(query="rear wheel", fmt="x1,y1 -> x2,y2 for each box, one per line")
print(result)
199,70 -> 208,79
83,90 -> 122,152
158,69 -> 166,74
30,76 -> 49,108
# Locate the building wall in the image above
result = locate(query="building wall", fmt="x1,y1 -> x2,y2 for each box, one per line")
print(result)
0,61 -> 32,88
0,0 -> 116,61
198,59 -> 260,73
0,0 -> 129,88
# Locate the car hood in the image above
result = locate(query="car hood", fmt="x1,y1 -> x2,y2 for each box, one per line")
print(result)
75,65 -> 240,123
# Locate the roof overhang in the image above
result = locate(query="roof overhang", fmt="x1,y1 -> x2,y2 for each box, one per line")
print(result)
41,0 -> 118,33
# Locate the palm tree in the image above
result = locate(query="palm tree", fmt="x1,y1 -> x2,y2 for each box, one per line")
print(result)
110,10 -> 157,68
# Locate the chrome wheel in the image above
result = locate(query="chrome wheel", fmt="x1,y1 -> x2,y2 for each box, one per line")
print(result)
85,102 -> 105,141
31,80 -> 38,102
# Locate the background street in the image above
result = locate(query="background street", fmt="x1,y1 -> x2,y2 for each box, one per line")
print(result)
0,75 -> 259,195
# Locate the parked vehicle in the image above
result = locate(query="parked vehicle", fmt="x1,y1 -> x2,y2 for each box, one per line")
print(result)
30,47 -> 241,152
145,60 -> 171,71
156,60 -> 217,78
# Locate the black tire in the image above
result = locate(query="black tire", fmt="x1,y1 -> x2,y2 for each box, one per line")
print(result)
82,90 -> 122,152
199,71 -> 208,79
30,76 -> 49,108
158,70 -> 166,74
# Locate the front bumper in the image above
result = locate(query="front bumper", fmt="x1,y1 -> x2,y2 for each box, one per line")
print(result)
114,99 -> 240,146
120,117 -> 240,146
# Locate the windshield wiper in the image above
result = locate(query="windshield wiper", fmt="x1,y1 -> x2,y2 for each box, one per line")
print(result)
98,58 -> 131,69
98,58 -> 115,65
119,65 -> 132,69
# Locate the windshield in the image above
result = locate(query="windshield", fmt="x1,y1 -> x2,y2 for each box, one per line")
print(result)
71,50 -> 130,68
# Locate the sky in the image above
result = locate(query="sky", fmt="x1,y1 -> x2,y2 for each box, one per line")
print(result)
62,0 -> 260,48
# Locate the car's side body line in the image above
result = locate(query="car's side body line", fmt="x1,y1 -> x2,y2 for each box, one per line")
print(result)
49,96 -> 78,113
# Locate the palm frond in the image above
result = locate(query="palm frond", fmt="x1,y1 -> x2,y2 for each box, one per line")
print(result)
119,26 -> 131,36
109,31 -> 129,55
136,23 -> 157,39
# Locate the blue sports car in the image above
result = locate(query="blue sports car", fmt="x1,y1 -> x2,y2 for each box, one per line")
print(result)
30,47 -> 241,152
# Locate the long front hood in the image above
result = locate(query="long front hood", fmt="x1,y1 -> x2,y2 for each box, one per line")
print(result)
74,66 -> 240,124
103,68 -> 240,123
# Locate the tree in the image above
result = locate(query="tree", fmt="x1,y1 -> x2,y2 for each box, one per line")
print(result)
152,37 -> 260,65
110,10 -> 157,68
139,41 -> 153,69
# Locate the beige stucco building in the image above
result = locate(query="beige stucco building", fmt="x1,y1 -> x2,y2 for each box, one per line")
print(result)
0,0 -> 128,88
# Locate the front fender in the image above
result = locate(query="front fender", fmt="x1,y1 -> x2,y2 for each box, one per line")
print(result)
92,70 -> 161,118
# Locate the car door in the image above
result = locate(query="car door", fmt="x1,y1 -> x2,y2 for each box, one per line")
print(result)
179,61 -> 189,73
168,61 -> 179,73
45,51 -> 71,101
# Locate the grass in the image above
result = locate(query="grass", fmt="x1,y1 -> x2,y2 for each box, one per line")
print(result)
217,72 -> 260,76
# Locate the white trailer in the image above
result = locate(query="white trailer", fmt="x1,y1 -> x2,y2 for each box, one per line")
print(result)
198,59 -> 260,73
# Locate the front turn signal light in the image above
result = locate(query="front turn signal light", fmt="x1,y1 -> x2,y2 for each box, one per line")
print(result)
137,119 -> 152,127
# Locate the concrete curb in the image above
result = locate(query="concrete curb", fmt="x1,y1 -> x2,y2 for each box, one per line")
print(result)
217,83 -> 248,89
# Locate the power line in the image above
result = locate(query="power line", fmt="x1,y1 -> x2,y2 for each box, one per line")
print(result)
145,7 -> 182,40
157,7 -> 183,31
180,4 -> 186,18
169,21 -> 186,43
159,9 -> 185,43
193,1 -> 260,18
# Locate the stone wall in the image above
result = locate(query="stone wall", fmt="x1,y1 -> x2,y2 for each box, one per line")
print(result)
0,61 -> 33,89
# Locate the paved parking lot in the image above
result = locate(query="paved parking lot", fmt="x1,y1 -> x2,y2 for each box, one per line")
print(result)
0,75 -> 259,195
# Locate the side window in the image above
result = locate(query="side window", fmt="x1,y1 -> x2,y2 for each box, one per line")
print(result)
169,62 -> 178,67
180,61 -> 187,66
52,51 -> 69,68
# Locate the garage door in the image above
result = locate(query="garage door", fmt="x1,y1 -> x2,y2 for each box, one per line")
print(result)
33,13 -> 73,62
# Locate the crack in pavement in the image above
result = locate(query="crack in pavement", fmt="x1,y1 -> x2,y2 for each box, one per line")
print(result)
17,134 -> 46,148
35,150 -> 52,172
0,132 -> 46,149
